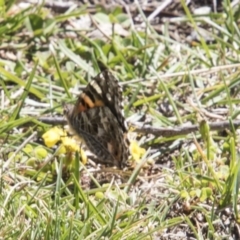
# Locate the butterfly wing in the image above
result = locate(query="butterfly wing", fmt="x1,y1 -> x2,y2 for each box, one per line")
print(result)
64,70 -> 129,168
65,105 -> 127,167
93,71 -> 127,133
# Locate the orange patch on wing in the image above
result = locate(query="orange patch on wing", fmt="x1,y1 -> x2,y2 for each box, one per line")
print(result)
94,99 -> 104,107
78,94 -> 104,112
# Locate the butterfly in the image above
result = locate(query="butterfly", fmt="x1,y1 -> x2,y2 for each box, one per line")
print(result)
63,70 -> 129,168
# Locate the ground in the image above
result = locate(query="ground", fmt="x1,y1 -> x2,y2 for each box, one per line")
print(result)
1,0 -> 240,239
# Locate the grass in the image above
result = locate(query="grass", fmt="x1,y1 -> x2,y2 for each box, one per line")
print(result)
1,0 -> 240,239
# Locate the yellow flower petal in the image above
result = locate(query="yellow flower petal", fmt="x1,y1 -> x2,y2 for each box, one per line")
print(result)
61,137 -> 88,165
130,141 -> 146,161
42,127 -> 66,148
61,137 -> 80,152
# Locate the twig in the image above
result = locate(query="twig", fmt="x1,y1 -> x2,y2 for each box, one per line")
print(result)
38,116 -> 240,137
26,0 -> 77,13
147,0 -> 173,22
134,120 -> 240,136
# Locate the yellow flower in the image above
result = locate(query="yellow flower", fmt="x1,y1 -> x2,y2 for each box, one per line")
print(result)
42,127 -> 66,147
61,137 -> 88,165
130,141 -> 146,162
42,127 -> 87,164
